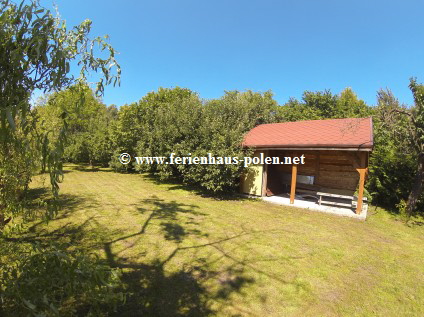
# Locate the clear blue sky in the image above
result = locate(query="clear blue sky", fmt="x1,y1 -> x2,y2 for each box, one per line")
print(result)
41,0 -> 424,107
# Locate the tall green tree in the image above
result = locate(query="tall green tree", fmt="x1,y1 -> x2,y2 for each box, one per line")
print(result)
302,89 -> 338,118
0,0 -> 120,228
404,79 -> 424,215
37,84 -> 115,166
336,88 -> 372,118
134,87 -> 203,177
109,103 -> 146,171
276,97 -> 322,121
111,88 -> 278,193
0,1 -> 123,315
179,90 -> 277,192
276,88 -> 372,121
367,89 -> 415,208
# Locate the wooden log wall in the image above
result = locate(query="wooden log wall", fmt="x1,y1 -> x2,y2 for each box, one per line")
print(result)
268,150 -> 362,192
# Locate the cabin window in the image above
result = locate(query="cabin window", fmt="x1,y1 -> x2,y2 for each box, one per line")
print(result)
282,173 -> 314,185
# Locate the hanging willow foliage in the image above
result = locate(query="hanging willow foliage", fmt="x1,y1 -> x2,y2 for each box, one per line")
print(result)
0,0 -> 121,231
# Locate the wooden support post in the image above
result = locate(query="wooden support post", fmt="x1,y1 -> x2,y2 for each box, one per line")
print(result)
290,164 -> 297,204
356,169 -> 366,214
354,152 -> 367,214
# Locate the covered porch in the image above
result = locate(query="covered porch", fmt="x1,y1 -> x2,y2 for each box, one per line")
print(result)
240,118 -> 373,218
262,193 -> 368,220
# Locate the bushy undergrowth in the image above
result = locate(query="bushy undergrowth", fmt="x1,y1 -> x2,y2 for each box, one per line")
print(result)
0,242 -> 124,317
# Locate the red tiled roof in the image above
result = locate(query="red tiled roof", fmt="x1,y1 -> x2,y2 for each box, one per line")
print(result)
243,117 -> 373,150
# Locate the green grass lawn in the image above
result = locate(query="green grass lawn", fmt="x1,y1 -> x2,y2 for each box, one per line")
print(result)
26,164 -> 424,316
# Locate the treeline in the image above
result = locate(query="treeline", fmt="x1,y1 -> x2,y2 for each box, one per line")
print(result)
36,83 -> 423,213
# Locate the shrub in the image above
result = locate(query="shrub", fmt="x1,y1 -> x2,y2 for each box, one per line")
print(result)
0,244 -> 124,316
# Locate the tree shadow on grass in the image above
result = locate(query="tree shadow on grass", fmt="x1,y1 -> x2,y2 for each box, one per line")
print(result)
110,258 -> 255,317
105,234 -> 255,317
99,196 -> 309,316
5,193 -> 308,316
142,173 -> 256,202
102,196 -> 208,252
26,186 -> 49,200
140,196 -> 208,240
64,163 -> 114,173
25,192 -> 98,232
406,218 -> 424,227
5,192 -> 100,252
98,196 -> 256,316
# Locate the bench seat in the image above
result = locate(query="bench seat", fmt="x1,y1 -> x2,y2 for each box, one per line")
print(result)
278,182 -> 368,210
317,191 -> 367,208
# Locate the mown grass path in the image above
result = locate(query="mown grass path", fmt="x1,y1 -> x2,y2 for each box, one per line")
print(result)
30,165 -> 424,316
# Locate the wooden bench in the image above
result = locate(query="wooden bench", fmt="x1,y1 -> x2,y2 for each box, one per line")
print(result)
278,181 -> 368,211
317,192 -> 367,209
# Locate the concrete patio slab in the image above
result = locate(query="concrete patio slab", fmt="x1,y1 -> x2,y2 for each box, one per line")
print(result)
262,194 -> 367,220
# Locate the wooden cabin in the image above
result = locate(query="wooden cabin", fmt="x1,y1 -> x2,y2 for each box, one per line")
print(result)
240,117 -> 373,214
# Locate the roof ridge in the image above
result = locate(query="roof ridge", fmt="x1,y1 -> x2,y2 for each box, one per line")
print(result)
256,117 -> 370,127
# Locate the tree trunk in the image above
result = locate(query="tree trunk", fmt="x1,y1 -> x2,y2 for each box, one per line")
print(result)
0,211 -> 12,231
406,152 -> 424,216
